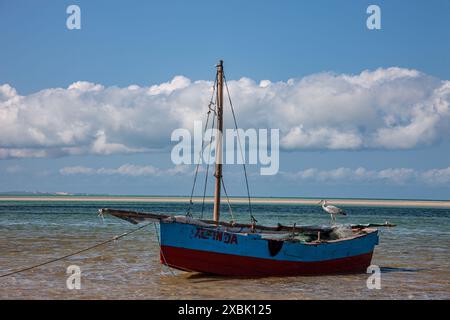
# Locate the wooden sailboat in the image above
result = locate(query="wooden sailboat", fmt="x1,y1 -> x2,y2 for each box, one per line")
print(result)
100,60 -> 389,276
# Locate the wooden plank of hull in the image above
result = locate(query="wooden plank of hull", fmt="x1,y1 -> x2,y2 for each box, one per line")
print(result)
160,246 -> 374,276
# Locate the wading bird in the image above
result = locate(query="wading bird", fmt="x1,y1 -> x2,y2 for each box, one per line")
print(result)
318,200 -> 347,225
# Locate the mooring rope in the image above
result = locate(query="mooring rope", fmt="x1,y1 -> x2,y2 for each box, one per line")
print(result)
0,222 -> 152,279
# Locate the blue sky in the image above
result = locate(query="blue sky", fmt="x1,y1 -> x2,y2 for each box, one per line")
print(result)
1,0 -> 450,199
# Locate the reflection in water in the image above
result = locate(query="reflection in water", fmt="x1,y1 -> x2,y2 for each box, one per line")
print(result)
0,201 -> 449,299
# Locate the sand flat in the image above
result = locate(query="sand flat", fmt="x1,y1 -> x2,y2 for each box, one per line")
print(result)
0,196 -> 449,208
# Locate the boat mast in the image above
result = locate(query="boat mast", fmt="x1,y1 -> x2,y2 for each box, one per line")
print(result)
213,60 -> 224,223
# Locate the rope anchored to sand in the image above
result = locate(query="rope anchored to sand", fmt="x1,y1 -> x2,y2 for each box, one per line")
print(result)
0,222 -> 152,279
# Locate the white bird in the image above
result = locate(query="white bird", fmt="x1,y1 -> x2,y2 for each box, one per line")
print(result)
318,200 -> 347,225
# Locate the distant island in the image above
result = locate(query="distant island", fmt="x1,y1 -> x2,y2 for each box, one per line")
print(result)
0,194 -> 449,208
0,191 -> 106,196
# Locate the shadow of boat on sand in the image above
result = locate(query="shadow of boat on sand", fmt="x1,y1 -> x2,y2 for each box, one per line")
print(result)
380,266 -> 425,273
182,267 -> 427,282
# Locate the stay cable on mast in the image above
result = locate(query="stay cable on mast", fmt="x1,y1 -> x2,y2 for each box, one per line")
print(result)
223,73 -> 256,225
200,103 -> 217,219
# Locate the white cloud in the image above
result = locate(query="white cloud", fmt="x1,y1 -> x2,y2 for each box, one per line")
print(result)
281,126 -> 363,149
0,84 -> 18,102
90,130 -> 145,155
284,166 -> 450,186
68,81 -> 104,92
377,168 -> 416,184
58,163 -> 450,186
0,148 -> 48,159
1,67 -> 450,159
59,164 -> 191,177
59,166 -> 95,175
5,164 -> 23,174
421,167 -> 450,185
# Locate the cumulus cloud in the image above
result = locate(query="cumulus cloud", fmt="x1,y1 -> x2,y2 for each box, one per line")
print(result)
283,166 -> 450,186
1,68 -> 450,159
59,164 -> 191,177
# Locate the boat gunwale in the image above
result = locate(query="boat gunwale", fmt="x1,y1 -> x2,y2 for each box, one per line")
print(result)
162,216 -> 378,245
99,208 -> 380,244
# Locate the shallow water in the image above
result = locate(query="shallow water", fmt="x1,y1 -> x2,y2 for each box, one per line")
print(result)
0,201 -> 449,299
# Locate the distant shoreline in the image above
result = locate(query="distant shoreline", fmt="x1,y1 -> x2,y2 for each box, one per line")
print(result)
0,195 -> 449,208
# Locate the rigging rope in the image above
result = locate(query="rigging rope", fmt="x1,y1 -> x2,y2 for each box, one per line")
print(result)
189,70 -> 257,225
186,74 -> 218,217
0,222 -> 152,279
223,73 -> 256,224
200,104 -> 217,219
221,176 -> 235,223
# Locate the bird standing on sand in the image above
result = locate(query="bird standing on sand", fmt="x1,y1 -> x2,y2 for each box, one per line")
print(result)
318,200 -> 347,225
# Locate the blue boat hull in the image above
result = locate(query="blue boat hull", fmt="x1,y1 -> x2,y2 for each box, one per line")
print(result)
159,221 -> 379,276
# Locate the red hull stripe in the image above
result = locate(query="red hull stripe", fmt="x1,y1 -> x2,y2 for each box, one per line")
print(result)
160,245 -> 373,276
